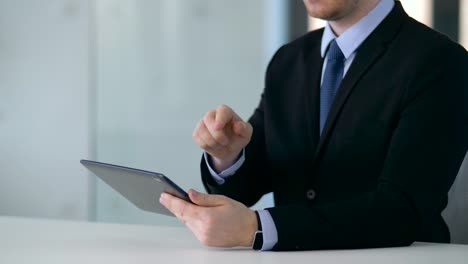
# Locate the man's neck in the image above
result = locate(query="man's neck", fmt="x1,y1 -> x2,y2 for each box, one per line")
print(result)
329,0 -> 381,36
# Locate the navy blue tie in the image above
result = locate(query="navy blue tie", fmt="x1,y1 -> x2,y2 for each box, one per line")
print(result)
320,39 -> 345,134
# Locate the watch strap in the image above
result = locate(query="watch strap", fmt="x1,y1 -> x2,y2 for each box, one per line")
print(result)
252,211 -> 263,250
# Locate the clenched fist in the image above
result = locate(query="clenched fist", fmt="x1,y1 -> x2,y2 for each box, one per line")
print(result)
193,105 -> 253,172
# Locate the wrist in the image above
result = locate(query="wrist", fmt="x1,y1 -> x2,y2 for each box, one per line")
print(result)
210,151 -> 242,172
239,209 -> 258,247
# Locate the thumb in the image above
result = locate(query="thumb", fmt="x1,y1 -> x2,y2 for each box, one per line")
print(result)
232,121 -> 250,138
189,189 -> 225,207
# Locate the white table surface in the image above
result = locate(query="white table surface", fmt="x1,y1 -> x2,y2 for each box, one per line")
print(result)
1,216 -> 467,264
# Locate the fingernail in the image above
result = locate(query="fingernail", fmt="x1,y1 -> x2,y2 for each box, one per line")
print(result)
159,193 -> 166,203
190,189 -> 198,198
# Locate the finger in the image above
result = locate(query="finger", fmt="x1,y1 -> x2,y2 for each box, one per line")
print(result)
192,120 -> 204,140
214,105 -> 234,131
202,110 -> 216,131
188,189 -> 225,207
198,121 -> 227,148
203,113 -> 229,146
160,193 -> 198,221
193,132 -> 210,151
232,121 -> 250,138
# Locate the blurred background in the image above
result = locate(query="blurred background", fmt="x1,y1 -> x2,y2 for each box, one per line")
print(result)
0,0 -> 466,227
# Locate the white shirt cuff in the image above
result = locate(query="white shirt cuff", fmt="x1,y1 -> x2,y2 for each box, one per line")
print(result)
257,209 -> 278,251
204,149 -> 245,185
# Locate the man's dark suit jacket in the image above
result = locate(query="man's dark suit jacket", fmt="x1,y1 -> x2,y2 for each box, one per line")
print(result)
201,1 -> 468,251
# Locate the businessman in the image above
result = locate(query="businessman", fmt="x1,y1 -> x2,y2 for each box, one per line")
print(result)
160,0 -> 468,250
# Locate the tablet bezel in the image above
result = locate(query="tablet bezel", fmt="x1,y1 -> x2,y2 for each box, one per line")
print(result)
80,159 -> 191,217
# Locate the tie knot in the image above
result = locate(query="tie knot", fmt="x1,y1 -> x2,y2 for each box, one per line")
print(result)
327,39 -> 344,62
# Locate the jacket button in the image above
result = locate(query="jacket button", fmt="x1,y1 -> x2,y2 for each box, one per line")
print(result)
306,189 -> 316,200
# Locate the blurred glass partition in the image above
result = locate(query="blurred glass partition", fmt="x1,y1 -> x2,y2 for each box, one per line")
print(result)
0,0 -> 91,220
94,0 -> 287,225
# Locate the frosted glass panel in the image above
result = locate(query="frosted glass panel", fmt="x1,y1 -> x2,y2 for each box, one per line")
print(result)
0,0 -> 90,220
95,0 -> 285,225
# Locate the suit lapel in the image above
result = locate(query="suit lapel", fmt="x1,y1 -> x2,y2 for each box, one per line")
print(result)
313,1 -> 408,161
303,33 -> 325,156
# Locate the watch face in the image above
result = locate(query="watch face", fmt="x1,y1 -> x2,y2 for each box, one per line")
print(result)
253,231 -> 263,250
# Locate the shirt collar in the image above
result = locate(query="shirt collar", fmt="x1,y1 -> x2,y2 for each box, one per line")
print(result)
320,0 -> 394,59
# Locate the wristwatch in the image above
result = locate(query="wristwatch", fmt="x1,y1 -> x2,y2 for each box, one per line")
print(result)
252,211 -> 263,250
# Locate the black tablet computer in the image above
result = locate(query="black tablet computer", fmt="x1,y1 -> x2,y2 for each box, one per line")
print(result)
80,159 -> 191,217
